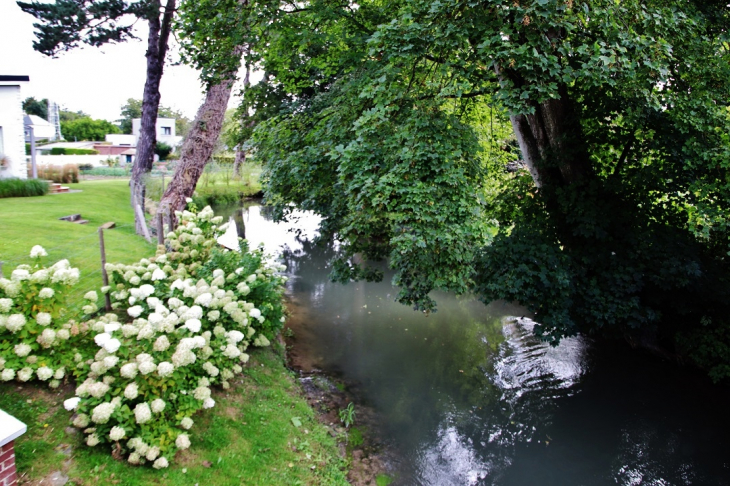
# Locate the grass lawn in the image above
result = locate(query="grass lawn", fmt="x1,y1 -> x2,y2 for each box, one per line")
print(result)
0,346 -> 349,486
0,179 -> 155,301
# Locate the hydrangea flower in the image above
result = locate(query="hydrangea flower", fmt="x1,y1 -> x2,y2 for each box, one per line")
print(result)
153,457 -> 169,469
86,433 -> 100,447
14,343 -> 31,357
175,433 -> 191,450
91,402 -> 115,424
36,366 -> 53,381
0,298 -> 12,313
150,399 -> 166,413
84,291 -> 98,301
94,333 -> 112,347
138,360 -> 157,375
184,319 -> 202,333
1,369 -> 16,381
151,269 -> 166,281
103,338 -> 121,354
203,398 -> 215,409
38,287 -> 54,299
6,314 -> 27,333
17,367 -> 33,382
127,306 -> 143,318
124,383 -> 139,400
157,361 -> 174,377
134,403 -> 152,424
153,335 -> 170,352
30,245 -> 48,258
109,426 -> 125,441
35,312 -> 52,326
63,397 -> 80,411
180,417 -> 194,430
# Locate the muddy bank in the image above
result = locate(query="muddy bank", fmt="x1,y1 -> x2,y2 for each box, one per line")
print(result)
283,297 -> 398,486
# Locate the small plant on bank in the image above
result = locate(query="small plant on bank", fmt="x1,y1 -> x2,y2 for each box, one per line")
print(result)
339,402 -> 356,429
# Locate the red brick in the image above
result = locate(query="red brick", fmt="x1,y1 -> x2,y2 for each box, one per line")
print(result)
0,450 -> 13,466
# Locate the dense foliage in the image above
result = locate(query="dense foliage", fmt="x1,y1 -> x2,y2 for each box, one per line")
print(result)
60,117 -> 120,142
118,98 -> 191,136
189,0 -> 730,377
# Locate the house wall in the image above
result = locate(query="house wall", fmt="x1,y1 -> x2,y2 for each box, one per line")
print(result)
33,154 -> 114,168
0,83 -> 28,179
131,118 -> 182,148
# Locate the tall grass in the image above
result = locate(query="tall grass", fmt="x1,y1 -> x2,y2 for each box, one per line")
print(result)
0,178 -> 49,198
34,164 -> 80,183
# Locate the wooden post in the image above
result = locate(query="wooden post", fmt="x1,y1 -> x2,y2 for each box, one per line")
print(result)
169,206 -> 175,231
157,211 -> 164,246
135,203 -> 152,243
98,228 -> 112,312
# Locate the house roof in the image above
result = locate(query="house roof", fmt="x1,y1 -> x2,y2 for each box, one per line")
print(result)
120,148 -> 137,155
38,141 -> 97,150
0,75 -> 30,82
24,114 -> 52,127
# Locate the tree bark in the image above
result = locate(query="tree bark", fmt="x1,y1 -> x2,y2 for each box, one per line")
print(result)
233,146 -> 246,177
159,74 -> 240,218
131,0 -> 177,236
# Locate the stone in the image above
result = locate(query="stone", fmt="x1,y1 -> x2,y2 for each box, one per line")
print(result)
100,222 -> 116,229
47,471 -> 69,486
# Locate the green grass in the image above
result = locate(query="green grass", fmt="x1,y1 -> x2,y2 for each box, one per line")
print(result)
0,179 -> 155,303
0,346 -> 349,486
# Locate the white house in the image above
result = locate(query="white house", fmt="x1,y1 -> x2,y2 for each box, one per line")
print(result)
0,75 -> 29,179
131,117 -> 182,148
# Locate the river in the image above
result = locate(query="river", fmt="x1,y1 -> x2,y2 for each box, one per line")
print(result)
217,201 -> 730,486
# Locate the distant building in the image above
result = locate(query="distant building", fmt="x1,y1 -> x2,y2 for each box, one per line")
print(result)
23,114 -> 55,141
131,117 -> 182,148
105,134 -> 136,146
0,75 -> 30,179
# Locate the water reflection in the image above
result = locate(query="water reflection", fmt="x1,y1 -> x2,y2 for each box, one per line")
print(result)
215,201 -> 730,486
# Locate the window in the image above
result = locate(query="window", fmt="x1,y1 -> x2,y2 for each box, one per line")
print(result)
162,127 -> 172,135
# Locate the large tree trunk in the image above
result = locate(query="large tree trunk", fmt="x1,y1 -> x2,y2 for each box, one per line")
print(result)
131,0 -> 176,236
159,77 -> 239,218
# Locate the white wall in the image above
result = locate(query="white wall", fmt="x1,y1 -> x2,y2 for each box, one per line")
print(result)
132,117 -> 182,148
105,134 -> 135,146
0,83 -> 28,179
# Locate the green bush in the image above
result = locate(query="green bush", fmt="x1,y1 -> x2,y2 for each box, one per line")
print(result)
77,163 -> 94,171
211,154 -> 235,165
0,178 -> 49,198
50,148 -> 99,155
154,142 -> 172,161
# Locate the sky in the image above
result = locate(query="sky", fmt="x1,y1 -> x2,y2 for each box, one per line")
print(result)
0,2 -> 240,122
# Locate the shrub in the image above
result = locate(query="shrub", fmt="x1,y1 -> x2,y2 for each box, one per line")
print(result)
0,204 -> 288,468
0,178 -> 49,198
36,164 -> 79,183
74,205 -> 285,466
154,142 -> 172,161
78,163 -> 94,171
49,148 -> 99,155
0,247 -> 91,387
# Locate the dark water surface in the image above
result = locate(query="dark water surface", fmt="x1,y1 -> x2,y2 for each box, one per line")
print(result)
219,202 -> 730,486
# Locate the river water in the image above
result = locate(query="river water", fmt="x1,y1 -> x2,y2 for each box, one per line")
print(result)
219,202 -> 730,486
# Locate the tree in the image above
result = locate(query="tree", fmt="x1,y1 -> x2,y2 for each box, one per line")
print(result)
18,0 -> 178,236
22,97 -> 48,119
159,0 -> 252,216
241,0 -> 730,377
60,117 -> 120,141
118,98 -> 191,136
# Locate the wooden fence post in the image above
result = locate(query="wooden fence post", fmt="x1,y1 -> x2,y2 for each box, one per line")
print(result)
98,228 -> 112,312
157,211 -> 164,246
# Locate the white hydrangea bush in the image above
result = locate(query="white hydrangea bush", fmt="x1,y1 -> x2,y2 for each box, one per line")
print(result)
69,204 -> 289,466
0,248 -> 91,387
